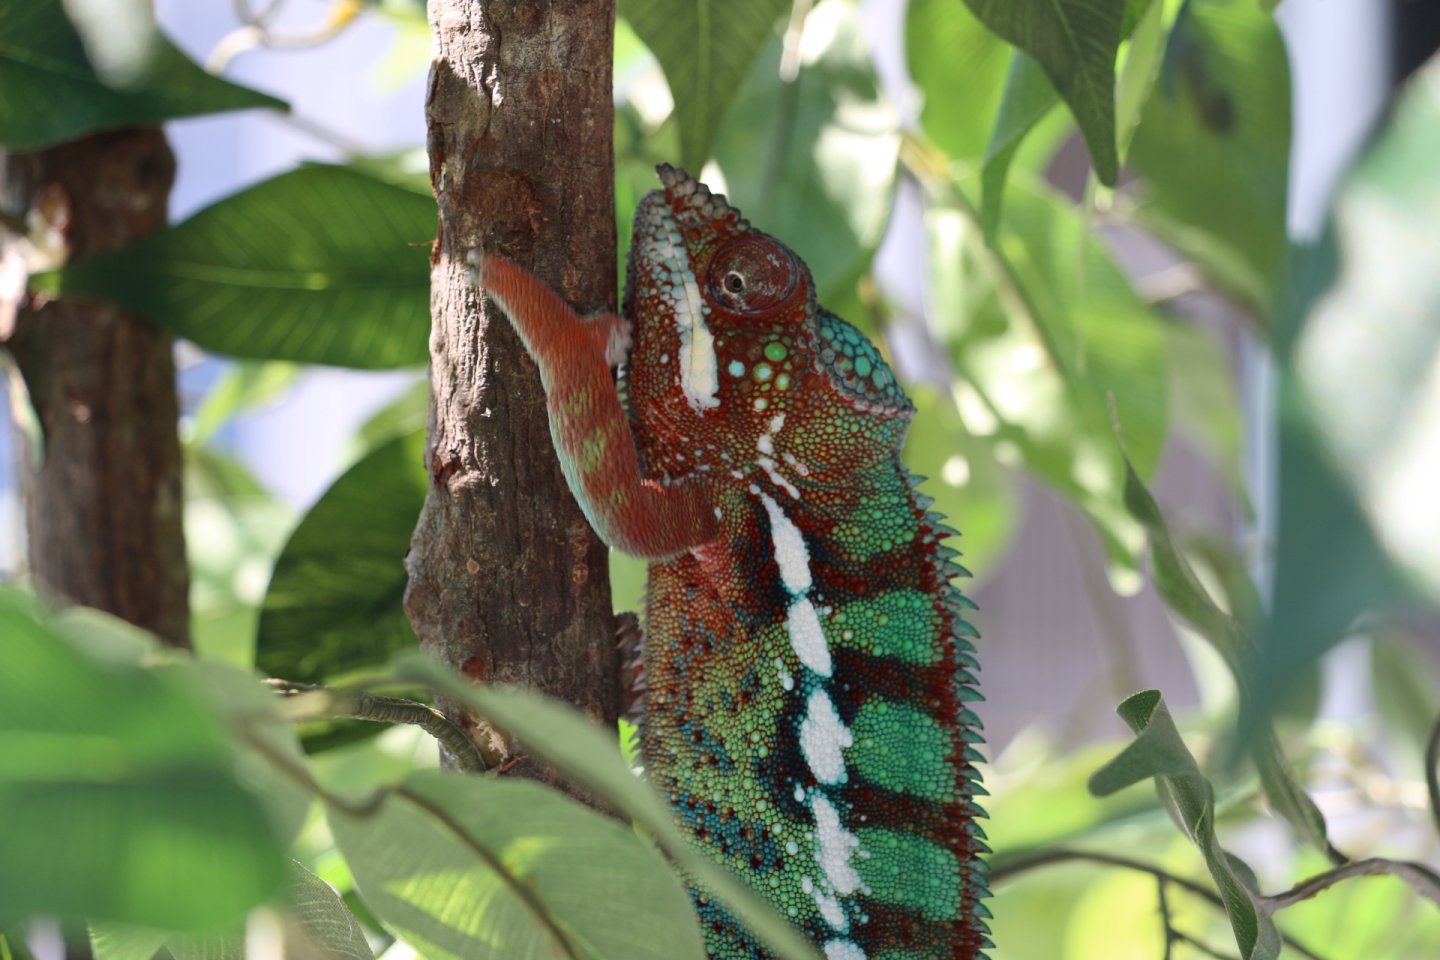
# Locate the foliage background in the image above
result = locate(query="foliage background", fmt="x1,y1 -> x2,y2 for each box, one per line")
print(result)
2,1 -> 1438,959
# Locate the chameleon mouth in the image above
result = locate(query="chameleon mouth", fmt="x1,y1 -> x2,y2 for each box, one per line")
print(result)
633,190 -> 721,412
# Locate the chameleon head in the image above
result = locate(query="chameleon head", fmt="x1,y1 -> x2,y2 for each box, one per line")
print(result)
624,164 -> 820,481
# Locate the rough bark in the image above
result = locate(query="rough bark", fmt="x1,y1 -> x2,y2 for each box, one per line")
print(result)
408,0 -> 620,789
1,128 -> 190,649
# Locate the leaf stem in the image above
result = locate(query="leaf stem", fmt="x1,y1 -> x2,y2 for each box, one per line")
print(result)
1427,708 -> 1440,840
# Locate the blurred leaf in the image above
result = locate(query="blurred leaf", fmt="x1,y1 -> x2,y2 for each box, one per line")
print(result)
90,925 -> 166,960
906,0 -> 1011,161
1129,0 -> 1291,309
329,773 -> 705,960
395,655 -> 823,960
1089,690 -> 1281,960
33,165 -> 434,369
979,53 -> 1059,241
0,588 -> 286,930
618,0 -> 789,172
903,387 -> 1017,581
352,377 -> 428,453
714,0 -> 900,314
0,0 -> 284,149
1113,428 -> 1331,853
961,0 -> 1126,185
1164,321 -> 1244,499
925,177 -> 1166,574
1291,55 -> 1440,600
94,861 -> 376,960
191,362 -> 302,446
258,429 -> 426,688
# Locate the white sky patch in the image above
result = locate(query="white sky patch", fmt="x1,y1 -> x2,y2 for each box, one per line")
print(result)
758,492 -> 812,594
800,690 -> 852,784
823,941 -> 867,960
811,793 -> 863,895
787,598 -> 832,677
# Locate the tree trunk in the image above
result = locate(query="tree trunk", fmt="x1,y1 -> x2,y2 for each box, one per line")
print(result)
408,0 -> 620,790
1,128 -> 190,649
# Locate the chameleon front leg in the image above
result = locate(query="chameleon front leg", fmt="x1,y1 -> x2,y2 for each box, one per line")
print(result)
475,253 -> 718,560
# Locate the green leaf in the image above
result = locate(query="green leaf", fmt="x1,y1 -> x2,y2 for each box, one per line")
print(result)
961,0 -> 1127,185
93,861 -> 376,960
395,655 -> 823,960
980,53 -> 1059,240
906,0 -> 1012,161
258,429 -> 426,688
0,0 -> 284,149
1129,0 -> 1291,308
1112,421 -> 1331,853
1089,691 -> 1281,960
33,165 -> 434,369
618,0 -> 789,172
713,0 -> 900,315
0,588 -> 286,930
925,177 -> 1166,574
329,772 -> 705,960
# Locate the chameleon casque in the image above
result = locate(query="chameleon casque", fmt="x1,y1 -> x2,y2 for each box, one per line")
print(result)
476,165 -> 990,960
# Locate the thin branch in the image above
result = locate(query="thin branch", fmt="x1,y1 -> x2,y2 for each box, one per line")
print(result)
1426,708 -> 1440,841
264,678 -> 487,773
209,0 -> 363,71
1260,857 -> 1440,911
1170,930 -> 1239,960
991,848 -> 1326,960
1156,876 -> 1175,960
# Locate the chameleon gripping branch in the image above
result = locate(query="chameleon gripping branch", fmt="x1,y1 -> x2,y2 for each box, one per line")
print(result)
477,165 -> 991,960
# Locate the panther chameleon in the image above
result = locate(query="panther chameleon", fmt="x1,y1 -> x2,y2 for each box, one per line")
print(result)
474,165 -> 991,960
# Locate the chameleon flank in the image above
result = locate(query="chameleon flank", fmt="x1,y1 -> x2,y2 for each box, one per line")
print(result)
477,165 -> 990,960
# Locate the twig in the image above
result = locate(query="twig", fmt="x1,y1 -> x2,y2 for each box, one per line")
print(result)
1426,709 -> 1440,841
1260,857 -> 1440,911
210,0 -> 363,71
264,677 -> 487,773
992,848 -> 1327,960
1171,929 -> 1239,960
1156,876 -> 1175,960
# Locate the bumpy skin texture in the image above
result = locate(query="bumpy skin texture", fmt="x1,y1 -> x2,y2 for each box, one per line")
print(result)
478,166 -> 990,960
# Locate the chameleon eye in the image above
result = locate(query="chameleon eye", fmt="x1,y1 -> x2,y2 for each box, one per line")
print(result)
705,235 -> 801,315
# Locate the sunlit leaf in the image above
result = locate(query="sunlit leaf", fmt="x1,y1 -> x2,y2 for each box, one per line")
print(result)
1090,690 -> 1281,960
618,0 -> 789,171
961,0 -> 1127,185
0,0 -> 284,149
33,165 -> 434,369
394,655 -> 823,960
329,773 -> 705,960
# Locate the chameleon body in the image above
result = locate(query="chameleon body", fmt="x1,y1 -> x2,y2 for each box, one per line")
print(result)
478,166 -> 990,960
